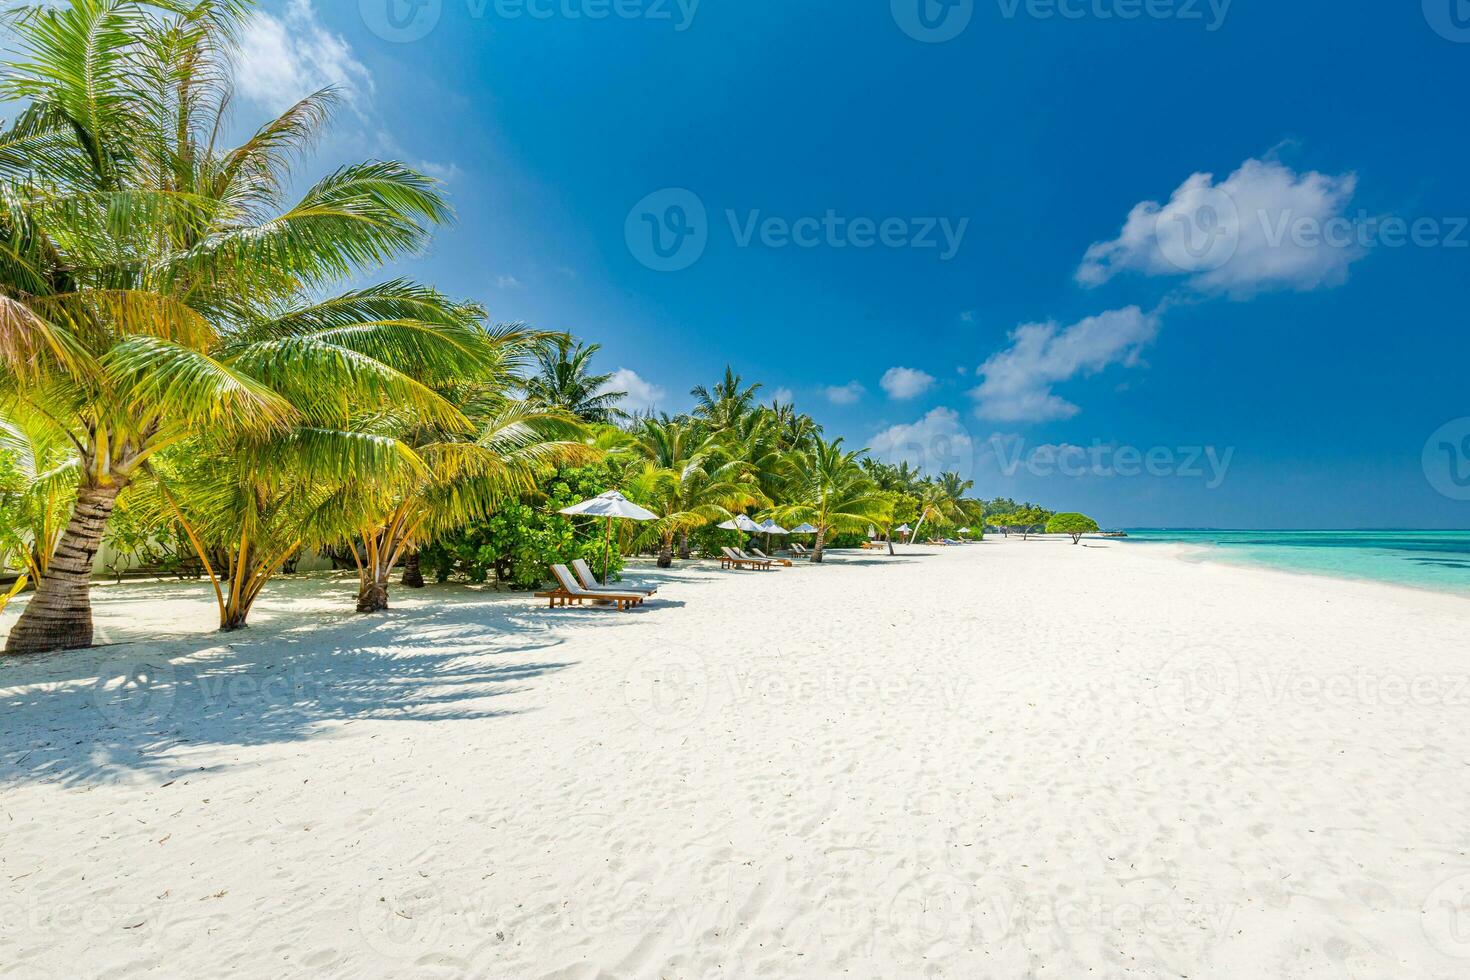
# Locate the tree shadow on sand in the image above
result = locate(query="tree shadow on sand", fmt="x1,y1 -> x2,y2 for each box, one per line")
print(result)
0,597 -> 580,789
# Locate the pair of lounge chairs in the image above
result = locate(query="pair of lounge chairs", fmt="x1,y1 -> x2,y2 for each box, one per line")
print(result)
536,559 -> 659,613
719,547 -> 792,570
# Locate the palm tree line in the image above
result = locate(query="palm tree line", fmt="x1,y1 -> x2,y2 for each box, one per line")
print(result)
0,0 -> 991,659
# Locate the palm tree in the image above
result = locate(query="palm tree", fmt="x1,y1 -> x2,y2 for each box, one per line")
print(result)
911,471 -> 975,542
0,398 -> 77,586
627,459 -> 755,567
690,367 -> 761,433
771,437 -> 886,563
524,335 -> 628,423
0,1 -> 463,653
348,399 -> 594,613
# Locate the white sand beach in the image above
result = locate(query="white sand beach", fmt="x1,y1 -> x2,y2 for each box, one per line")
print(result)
4,539 -> 1470,978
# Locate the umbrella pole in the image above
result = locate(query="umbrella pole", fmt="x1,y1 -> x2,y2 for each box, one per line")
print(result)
604,517 -> 613,584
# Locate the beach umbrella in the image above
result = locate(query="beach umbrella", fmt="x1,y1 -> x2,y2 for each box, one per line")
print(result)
559,491 -> 658,582
757,519 -> 789,554
897,524 -> 913,541
791,523 -> 818,535
718,514 -> 764,533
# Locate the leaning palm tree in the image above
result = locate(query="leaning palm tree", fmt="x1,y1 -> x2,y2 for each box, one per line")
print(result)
523,334 -> 628,423
770,436 -> 886,563
0,0 -> 465,653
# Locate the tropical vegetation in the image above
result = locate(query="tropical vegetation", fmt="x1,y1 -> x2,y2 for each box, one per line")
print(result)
0,0 -> 1080,659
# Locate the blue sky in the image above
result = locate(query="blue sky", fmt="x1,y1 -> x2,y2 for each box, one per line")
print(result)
233,0 -> 1469,528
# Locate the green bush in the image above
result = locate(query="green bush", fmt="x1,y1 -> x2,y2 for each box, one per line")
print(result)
420,466 -> 624,590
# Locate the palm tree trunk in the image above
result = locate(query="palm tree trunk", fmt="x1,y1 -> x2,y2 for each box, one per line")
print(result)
658,534 -> 674,569
401,550 -> 425,589
4,482 -> 121,655
678,531 -> 691,560
357,577 -> 390,613
812,528 -> 826,564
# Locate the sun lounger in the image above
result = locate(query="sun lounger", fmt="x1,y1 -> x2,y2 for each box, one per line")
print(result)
721,547 -> 773,570
572,558 -> 657,595
536,564 -> 648,611
789,543 -> 809,558
746,547 -> 793,567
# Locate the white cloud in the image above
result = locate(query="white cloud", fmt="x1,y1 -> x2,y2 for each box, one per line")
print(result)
958,310 -> 977,323
824,382 -> 865,406
970,306 -> 1160,423
880,367 -> 935,401
495,275 -> 521,289
418,160 -> 464,183
603,368 -> 665,415
770,387 -> 794,405
238,0 -> 372,115
1077,157 -> 1364,297
869,408 -> 975,478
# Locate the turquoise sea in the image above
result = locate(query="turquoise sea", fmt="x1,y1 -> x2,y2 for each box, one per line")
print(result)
1121,530 -> 1470,596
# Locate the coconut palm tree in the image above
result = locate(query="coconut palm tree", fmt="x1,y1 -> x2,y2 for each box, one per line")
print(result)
523,335 -> 627,423
347,398 -> 595,613
0,0 -> 467,653
0,396 -> 78,585
690,367 -> 761,433
770,436 -> 886,563
627,459 -> 755,567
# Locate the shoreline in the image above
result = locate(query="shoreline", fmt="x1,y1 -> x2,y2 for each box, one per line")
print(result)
1115,534 -> 1470,602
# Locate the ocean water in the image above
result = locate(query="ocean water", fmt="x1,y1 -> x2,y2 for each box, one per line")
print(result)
1121,530 -> 1470,596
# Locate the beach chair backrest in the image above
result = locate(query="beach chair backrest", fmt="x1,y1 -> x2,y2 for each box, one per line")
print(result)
552,564 -> 586,595
722,547 -> 742,561
572,558 -> 600,589
750,547 -> 767,558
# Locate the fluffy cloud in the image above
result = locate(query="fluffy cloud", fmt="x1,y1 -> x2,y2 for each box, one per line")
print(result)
495,275 -> 521,289
970,306 -> 1159,423
1077,157 -> 1364,297
879,367 -> 936,401
603,368 -> 665,415
825,382 -> 865,405
869,408 -> 976,478
770,387 -> 795,405
238,1 -> 372,114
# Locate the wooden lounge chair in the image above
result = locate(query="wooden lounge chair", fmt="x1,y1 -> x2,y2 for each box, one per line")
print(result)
536,565 -> 647,611
720,547 -> 773,570
746,547 -> 793,567
572,558 -> 658,595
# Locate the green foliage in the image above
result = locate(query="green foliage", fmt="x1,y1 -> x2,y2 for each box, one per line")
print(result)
421,465 -> 621,589
1046,512 -> 1101,543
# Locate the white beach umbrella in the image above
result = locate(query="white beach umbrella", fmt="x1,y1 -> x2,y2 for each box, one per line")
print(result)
758,520 -> 790,535
718,514 -> 764,533
791,523 -> 819,535
896,524 -> 913,541
559,491 -> 658,582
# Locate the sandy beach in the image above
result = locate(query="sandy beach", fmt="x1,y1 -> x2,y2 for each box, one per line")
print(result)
4,538 -> 1470,978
